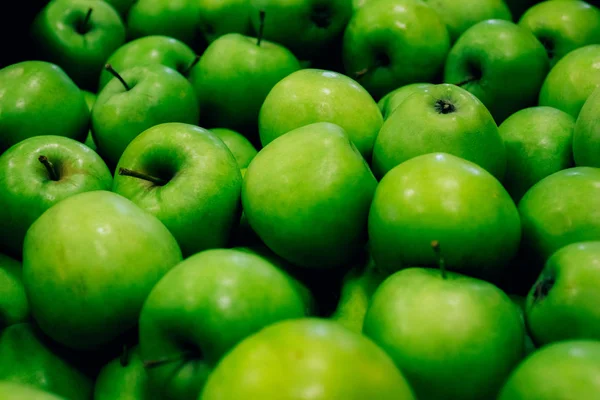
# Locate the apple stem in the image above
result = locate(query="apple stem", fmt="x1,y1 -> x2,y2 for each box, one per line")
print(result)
119,344 -> 130,367
79,8 -> 93,33
105,64 -> 130,91
118,168 -> 168,186
38,155 -> 59,181
454,76 -> 478,87
143,352 -> 193,369
257,10 -> 266,46
182,55 -> 201,77
431,240 -> 447,279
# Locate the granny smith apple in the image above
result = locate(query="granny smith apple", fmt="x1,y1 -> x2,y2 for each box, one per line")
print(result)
369,153 -> 521,279
99,35 -> 196,90
0,253 -> 29,329
259,69 -> 383,159
113,123 -> 242,257
104,0 -> 136,16
539,44 -> 600,118
31,0 -> 126,90
249,0 -> 353,59
363,267 -> 524,400
423,0 -> 512,42
0,61 -> 89,153
519,0 -> 600,67
0,382 -> 66,400
444,19 -> 549,123
343,0 -> 450,99
22,190 -> 183,350
519,167 -> 600,269
574,85 -> 600,167
210,128 -> 258,169
82,90 -> 97,151
189,28 -> 301,135
201,318 -> 416,400
509,294 -> 537,356
525,241 -> 600,346
94,346 -> 151,400
372,83 -> 506,180
498,340 -> 600,399
377,82 -> 434,120
91,64 -> 199,168
0,323 -> 92,399
0,135 -> 112,258
139,248 -> 311,400
499,106 -> 575,202
243,122 -> 377,269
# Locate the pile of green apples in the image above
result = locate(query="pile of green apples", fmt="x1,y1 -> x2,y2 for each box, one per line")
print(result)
2,0 -> 600,399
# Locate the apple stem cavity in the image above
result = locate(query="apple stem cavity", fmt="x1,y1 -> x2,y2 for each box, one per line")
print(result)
119,344 -> 130,367
38,155 -> 59,181
77,8 -> 93,34
143,352 -> 194,369
105,64 -> 130,91
182,55 -> 201,77
118,168 -> 168,186
435,99 -> 456,114
257,10 -> 266,46
431,240 -> 447,280
533,275 -> 555,303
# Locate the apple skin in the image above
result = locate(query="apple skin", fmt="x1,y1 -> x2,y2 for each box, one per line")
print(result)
574,86 -> 600,167
368,152 -> 521,280
444,19 -> 549,124
189,33 -> 301,134
200,318 -> 416,400
377,82 -> 434,120
243,122 -> 377,269
363,268 -> 524,400
113,123 -> 242,257
210,128 -> 258,169
499,106 -> 575,202
0,323 -> 93,399
372,83 -> 506,180
31,0 -> 126,90
139,248 -> 311,400
82,90 -> 97,151
518,0 -> 600,67
259,69 -> 383,159
22,190 -> 183,350
0,61 -> 89,154
518,167 -> 600,270
93,346 -> 151,400
0,135 -> 112,258
91,64 -> 199,168
509,295 -> 537,356
99,35 -> 196,90
0,382 -> 67,400
498,340 -> 600,400
343,0 -> 450,100
539,44 -> 600,118
525,241 -> 600,346
0,253 -> 29,329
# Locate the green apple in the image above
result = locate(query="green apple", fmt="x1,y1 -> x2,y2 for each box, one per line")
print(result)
0,382 -> 66,400
99,35 -> 196,90
189,29 -> 301,135
519,167 -> 600,269
22,190 -> 182,350
104,0 -> 136,16
539,44 -> 600,118
525,241 -> 600,346
113,123 -> 242,257
0,323 -> 92,399
0,135 -> 112,258
201,318 -> 416,400
498,340 -> 600,399
82,90 -> 97,151
91,64 -> 199,168
249,0 -> 353,59
31,0 -> 126,90
574,85 -> 600,167
343,0 -> 450,100
363,267 -> 524,400
0,254 -> 29,329
372,83 -> 506,180
259,69 -> 383,159
243,122 -> 377,269
210,128 -> 258,169
509,295 -> 537,356
94,346 -> 151,400
444,19 -> 549,123
377,82 -> 434,120
519,0 -> 600,67
0,61 -> 89,154
499,106 -> 575,202
139,248 -> 311,400
423,0 -> 512,42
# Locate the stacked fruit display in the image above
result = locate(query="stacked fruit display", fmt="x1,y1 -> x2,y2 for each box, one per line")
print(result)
1,0 -> 600,399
